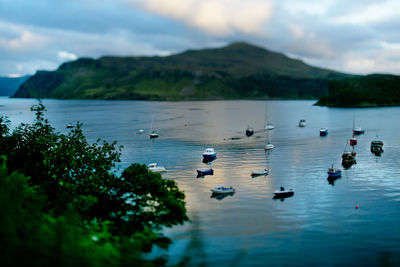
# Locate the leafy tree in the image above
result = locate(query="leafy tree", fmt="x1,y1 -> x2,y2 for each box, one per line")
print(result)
0,102 -> 188,265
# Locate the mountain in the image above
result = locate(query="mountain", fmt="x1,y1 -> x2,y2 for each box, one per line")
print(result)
0,75 -> 31,96
14,42 -> 350,100
316,74 -> 400,107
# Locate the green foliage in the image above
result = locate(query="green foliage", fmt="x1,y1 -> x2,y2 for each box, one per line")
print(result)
0,157 -> 119,267
0,103 -> 188,266
316,74 -> 400,107
14,42 -> 348,101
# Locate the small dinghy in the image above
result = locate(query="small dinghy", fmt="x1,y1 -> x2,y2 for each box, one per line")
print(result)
202,147 -> 217,161
273,187 -> 294,198
197,168 -> 214,176
246,126 -> 254,137
264,143 -> 274,151
251,169 -> 268,177
320,127 -> 328,136
138,129 -> 145,134
353,127 -> 364,135
149,131 -> 159,138
211,185 -> 235,194
148,163 -> 166,173
298,120 -> 306,127
327,165 -> 341,178
265,122 -> 275,130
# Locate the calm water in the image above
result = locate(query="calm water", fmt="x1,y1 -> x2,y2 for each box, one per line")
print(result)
1,97 -> 400,266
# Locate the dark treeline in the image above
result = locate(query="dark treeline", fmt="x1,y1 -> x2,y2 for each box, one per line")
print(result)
316,74 -> 400,107
0,103 -> 188,266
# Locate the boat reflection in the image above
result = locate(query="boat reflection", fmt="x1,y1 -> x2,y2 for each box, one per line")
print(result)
342,160 -> 356,169
327,175 -> 341,185
211,192 -> 235,200
273,195 -> 293,201
202,157 -> 216,163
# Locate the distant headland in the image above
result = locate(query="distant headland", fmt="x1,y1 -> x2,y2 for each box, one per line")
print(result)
12,42 -> 400,107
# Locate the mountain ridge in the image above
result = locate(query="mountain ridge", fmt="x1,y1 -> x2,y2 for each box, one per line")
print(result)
14,42 -> 351,100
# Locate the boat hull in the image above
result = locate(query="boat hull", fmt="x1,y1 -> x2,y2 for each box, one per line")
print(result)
246,130 -> 254,137
203,153 -> 217,160
350,138 -> 357,146
211,188 -> 235,194
251,170 -> 268,176
328,172 -> 341,178
320,131 -> 328,136
197,169 -> 214,176
273,191 -> 294,199
264,144 -> 274,150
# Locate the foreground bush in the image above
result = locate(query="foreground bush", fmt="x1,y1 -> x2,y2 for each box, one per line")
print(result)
0,103 -> 188,266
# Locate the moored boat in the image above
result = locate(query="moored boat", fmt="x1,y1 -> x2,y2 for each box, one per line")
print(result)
353,127 -> 364,135
66,123 -> 74,129
197,168 -> 214,176
148,163 -> 166,173
251,169 -> 268,176
342,151 -> 356,161
149,131 -> 159,138
327,165 -> 342,178
265,122 -> 275,130
211,185 -> 235,194
138,129 -> 145,134
273,187 -> 294,198
371,138 -> 384,155
342,150 -> 356,168
264,143 -> 274,151
298,120 -> 306,127
350,136 -> 357,146
320,127 -> 328,136
246,126 -> 254,137
202,147 -> 217,160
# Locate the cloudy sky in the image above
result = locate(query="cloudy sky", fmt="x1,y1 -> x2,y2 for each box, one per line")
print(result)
1,0 -> 400,77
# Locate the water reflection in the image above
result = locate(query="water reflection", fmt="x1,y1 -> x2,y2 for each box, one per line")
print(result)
2,98 -> 400,266
327,175 -> 341,185
211,192 -> 235,200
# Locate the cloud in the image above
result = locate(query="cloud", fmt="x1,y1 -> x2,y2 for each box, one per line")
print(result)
332,1 -> 400,25
8,30 -> 50,52
1,0 -> 400,76
137,0 -> 273,35
58,51 -> 78,61
0,21 -> 50,52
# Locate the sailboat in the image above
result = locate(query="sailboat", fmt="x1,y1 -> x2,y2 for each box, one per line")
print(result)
149,116 -> 159,139
264,104 -> 274,150
264,130 -> 274,150
350,113 -> 357,146
352,113 -> 364,135
251,149 -> 270,177
342,141 -> 356,168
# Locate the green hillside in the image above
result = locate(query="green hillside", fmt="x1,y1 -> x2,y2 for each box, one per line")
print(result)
316,74 -> 400,107
14,42 -> 348,100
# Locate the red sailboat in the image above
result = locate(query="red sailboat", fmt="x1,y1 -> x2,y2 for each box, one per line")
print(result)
350,113 -> 357,146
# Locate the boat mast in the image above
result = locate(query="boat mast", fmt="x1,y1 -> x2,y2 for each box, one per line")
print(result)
149,115 -> 154,134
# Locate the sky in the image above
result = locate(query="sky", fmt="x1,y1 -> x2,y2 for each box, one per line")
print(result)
1,0 -> 400,77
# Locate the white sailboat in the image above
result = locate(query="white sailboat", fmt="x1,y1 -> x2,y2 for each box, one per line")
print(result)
264,105 -> 274,151
252,145 -> 270,177
149,116 -> 159,138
